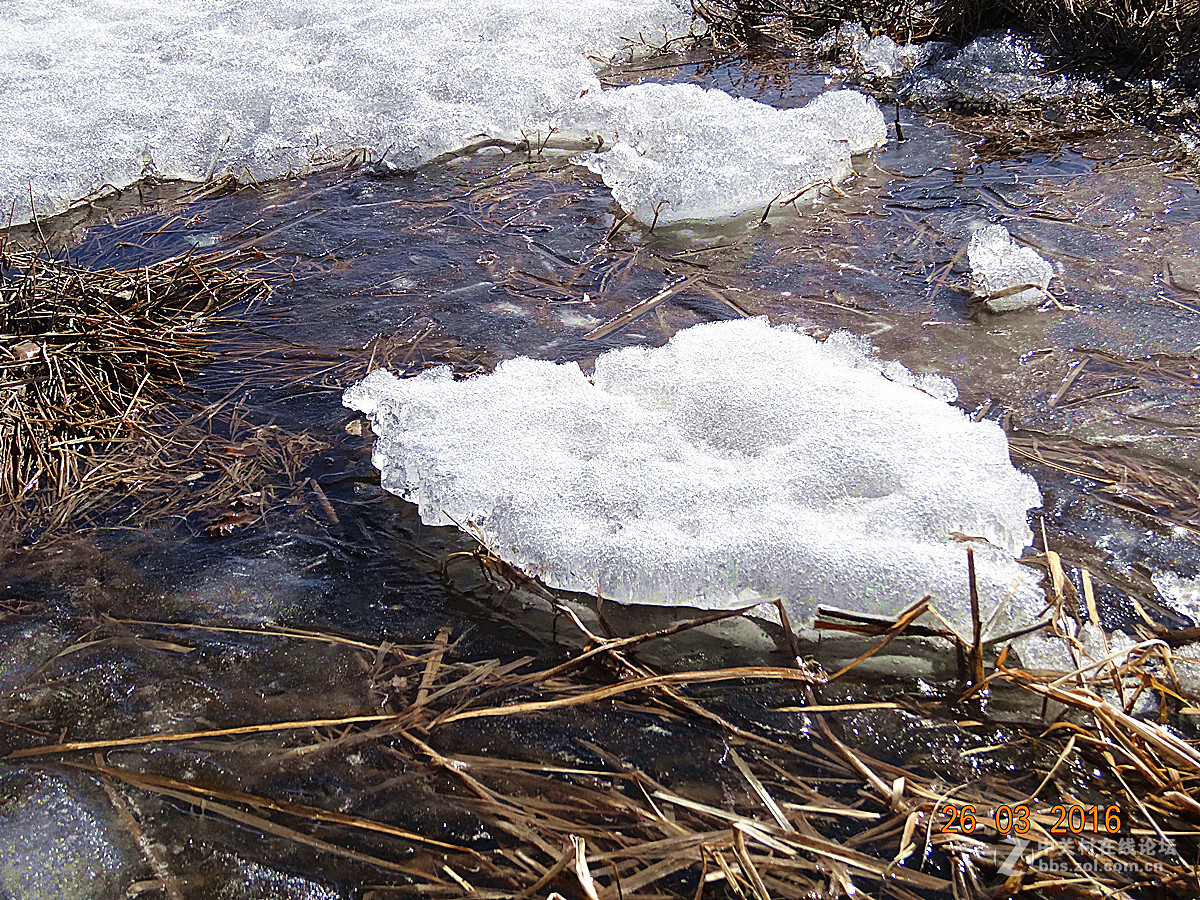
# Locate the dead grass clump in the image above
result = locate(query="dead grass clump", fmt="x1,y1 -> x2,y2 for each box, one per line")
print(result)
0,239 -> 275,529
6,550 -> 1200,897
698,0 -> 1200,85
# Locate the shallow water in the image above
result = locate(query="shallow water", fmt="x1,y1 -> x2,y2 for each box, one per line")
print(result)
3,45 -> 1200,897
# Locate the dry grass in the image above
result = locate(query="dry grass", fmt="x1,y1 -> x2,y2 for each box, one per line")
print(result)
4,558 -> 1199,897
0,238 -> 283,541
701,0 -> 1200,66
695,0 -> 1200,93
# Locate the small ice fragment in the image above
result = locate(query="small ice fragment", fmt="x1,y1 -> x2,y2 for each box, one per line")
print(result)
816,22 -> 943,79
967,224 -> 1054,312
1152,571 -> 1200,623
860,35 -> 900,77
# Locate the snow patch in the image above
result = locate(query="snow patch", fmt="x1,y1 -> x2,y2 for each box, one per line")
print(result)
2,0 -> 695,219
8,1 -> 884,228
344,318 -> 1044,636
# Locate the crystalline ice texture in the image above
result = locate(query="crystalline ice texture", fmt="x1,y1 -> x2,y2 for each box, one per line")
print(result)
1153,572 -> 1200,623
816,22 -> 940,79
0,772 -> 136,899
968,224 -> 1054,312
898,30 -> 1096,106
344,318 -> 1045,639
817,23 -> 1097,108
1,0 -> 695,219
8,1 -> 886,229
564,84 -> 886,225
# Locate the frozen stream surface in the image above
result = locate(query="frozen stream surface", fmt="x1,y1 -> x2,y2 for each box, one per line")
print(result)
2,10 -> 1200,900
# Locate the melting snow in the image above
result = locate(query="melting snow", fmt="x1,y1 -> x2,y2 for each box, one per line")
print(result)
7,0 -> 883,226
4,0 -> 693,217
565,85 -> 885,224
344,318 -> 1044,636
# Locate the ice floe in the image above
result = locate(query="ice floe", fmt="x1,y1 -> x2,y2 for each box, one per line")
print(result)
344,318 -> 1044,637
968,224 -> 1055,311
563,84 -> 886,224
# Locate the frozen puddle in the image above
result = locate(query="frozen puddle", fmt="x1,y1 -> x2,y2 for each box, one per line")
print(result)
8,0 -> 883,226
345,318 -> 1045,639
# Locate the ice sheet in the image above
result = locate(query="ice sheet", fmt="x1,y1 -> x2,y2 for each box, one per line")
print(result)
344,318 -> 1044,636
968,224 -> 1054,311
0,771 -> 136,899
2,0 -> 695,219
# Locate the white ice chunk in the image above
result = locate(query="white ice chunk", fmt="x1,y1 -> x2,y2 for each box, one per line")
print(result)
1152,571 -> 1200,623
968,224 -> 1054,311
562,85 -> 886,225
800,90 -> 890,154
1,0 -> 696,219
344,318 -> 1044,637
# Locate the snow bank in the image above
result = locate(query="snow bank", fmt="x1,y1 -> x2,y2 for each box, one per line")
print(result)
817,22 -> 943,80
8,1 -> 884,228
3,0 -> 694,218
344,318 -> 1044,635
968,224 -> 1054,311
